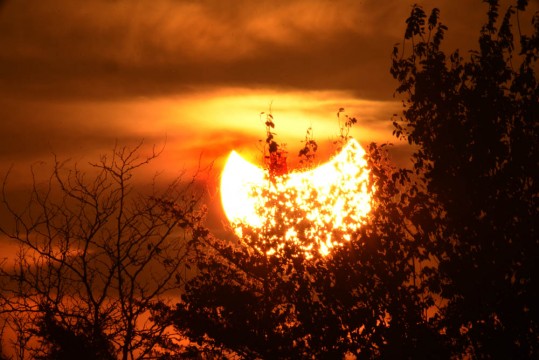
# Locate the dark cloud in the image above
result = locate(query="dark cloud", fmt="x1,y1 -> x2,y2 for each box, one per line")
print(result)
0,50 -> 392,102
3,0 -> 533,101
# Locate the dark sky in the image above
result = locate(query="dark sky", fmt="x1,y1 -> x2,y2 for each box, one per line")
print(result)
0,0 -> 537,237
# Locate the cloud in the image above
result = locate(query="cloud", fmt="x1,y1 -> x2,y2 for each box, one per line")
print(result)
0,0 -> 426,101
0,87 -> 401,185
2,0 -> 536,102
0,98 -> 166,163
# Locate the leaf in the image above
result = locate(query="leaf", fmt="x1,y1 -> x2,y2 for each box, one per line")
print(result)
405,5 -> 426,39
428,8 -> 440,31
517,0 -> 528,11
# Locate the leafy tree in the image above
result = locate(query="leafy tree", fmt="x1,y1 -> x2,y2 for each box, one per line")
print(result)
391,1 -> 538,357
159,116 -> 446,359
32,306 -> 115,360
0,143 -> 206,359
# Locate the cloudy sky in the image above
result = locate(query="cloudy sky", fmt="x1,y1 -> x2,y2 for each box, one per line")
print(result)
0,0 -> 537,232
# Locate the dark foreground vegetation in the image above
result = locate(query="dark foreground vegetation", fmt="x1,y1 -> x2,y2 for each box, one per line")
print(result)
1,1 -> 537,358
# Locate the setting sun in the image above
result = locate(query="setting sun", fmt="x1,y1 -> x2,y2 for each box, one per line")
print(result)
220,138 -> 373,256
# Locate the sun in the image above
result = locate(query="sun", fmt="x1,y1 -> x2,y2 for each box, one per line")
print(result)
220,138 -> 373,256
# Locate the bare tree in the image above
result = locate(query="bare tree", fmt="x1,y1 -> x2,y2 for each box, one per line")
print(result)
0,143 -> 206,359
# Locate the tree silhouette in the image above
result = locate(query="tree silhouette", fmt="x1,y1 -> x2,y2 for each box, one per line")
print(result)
391,1 -> 538,357
0,317 -> 8,360
157,116 -> 446,359
0,143 -> 206,359
32,306 -> 115,360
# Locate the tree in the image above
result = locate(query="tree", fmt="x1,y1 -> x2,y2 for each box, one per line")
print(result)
0,314 -> 8,360
391,1 -> 538,357
159,115 -> 446,359
0,143 -> 206,359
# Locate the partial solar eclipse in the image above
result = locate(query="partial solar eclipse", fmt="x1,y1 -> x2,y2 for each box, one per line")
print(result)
221,139 -> 373,255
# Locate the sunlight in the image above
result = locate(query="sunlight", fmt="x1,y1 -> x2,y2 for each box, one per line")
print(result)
220,138 -> 373,256
220,150 -> 266,228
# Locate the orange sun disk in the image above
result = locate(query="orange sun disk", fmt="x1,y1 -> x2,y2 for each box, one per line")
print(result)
220,139 -> 373,256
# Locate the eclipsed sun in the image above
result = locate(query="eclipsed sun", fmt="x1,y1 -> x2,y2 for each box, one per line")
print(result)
220,139 -> 373,256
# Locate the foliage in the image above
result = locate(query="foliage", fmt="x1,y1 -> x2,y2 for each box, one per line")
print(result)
161,117 -> 446,359
391,1 -> 539,357
32,306 -> 115,360
0,143 -> 205,359
262,111 -> 288,177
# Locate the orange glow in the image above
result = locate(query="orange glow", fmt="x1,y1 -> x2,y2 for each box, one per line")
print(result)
220,138 -> 373,256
